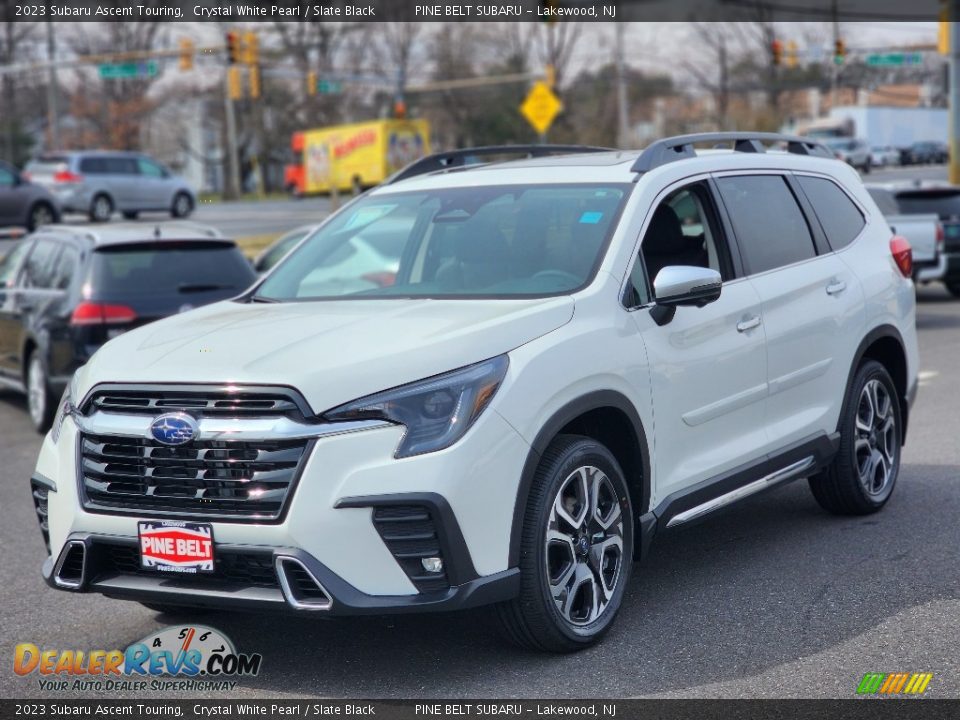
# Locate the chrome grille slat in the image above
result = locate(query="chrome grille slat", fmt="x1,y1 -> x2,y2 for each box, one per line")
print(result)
79,431 -> 310,521
87,388 -> 301,418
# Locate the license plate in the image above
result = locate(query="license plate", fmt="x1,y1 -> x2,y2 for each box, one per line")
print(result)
138,521 -> 214,574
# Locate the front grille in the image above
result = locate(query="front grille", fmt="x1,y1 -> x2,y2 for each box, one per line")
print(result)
84,388 -> 301,418
94,542 -> 279,588
79,433 -> 310,521
372,505 -> 450,593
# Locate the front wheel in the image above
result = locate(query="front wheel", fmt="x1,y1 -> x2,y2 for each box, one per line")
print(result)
171,192 -> 193,218
496,434 -> 633,652
89,194 -> 113,223
27,202 -> 56,231
809,360 -> 901,515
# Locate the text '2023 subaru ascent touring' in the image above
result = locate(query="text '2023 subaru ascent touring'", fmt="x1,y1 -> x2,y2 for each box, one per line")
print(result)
32,134 -> 918,652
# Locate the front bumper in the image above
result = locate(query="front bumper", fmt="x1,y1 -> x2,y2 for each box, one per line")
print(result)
34,401 -> 531,614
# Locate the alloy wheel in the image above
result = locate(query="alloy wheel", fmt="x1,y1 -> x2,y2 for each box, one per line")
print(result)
855,378 -> 898,498
93,197 -> 111,221
27,357 -> 47,428
545,465 -> 625,627
174,194 -> 191,217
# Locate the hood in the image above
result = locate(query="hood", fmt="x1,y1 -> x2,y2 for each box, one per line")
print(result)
77,297 -> 574,414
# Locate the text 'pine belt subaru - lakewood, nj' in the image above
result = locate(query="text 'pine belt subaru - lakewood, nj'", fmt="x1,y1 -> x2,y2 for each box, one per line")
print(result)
32,134 -> 918,653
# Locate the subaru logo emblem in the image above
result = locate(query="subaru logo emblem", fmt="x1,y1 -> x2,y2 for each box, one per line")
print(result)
149,413 -> 199,446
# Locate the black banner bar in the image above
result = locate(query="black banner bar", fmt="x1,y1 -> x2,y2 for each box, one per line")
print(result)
3,700 -> 960,720
6,0 -> 947,23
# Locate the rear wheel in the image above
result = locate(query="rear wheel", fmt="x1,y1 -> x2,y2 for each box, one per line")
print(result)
27,202 -> 56,231
496,434 -> 633,652
89,194 -> 113,223
171,192 -> 192,218
25,353 -> 54,433
809,360 -> 901,515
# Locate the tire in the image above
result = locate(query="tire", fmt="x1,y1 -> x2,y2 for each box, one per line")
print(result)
808,360 -> 901,515
25,353 -> 55,433
122,211 -> 139,220
496,434 -> 634,653
945,282 -> 960,298
171,192 -> 193,218
27,202 -> 56,232
89,194 -> 113,223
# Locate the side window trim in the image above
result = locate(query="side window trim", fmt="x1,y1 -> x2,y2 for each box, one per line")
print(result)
705,177 -> 746,279
784,173 -> 832,256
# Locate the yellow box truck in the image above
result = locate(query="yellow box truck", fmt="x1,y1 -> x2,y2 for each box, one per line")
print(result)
295,119 -> 431,195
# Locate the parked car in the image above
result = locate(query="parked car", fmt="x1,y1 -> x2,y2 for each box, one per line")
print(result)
865,185 -> 944,285
906,141 -> 947,165
0,223 -> 256,431
824,137 -> 871,173
24,151 -> 195,223
870,146 -> 900,168
0,160 -> 61,231
32,134 -> 918,653
892,183 -> 960,297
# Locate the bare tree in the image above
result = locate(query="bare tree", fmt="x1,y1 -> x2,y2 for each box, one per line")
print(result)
0,11 -> 37,160
530,22 -> 582,86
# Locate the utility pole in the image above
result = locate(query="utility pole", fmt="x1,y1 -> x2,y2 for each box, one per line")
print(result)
951,5 -> 960,184
830,0 -> 839,111
615,22 -> 629,148
223,70 -> 241,199
45,18 -> 59,151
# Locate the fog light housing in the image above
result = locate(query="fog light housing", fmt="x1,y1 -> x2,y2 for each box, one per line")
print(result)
421,557 -> 444,574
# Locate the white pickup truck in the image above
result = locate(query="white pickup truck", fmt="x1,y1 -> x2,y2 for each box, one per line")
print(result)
866,185 -> 944,285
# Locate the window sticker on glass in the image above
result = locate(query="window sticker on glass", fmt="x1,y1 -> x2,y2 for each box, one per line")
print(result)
579,211 -> 603,224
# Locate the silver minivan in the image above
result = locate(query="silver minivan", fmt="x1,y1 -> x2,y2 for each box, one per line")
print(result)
25,151 -> 196,222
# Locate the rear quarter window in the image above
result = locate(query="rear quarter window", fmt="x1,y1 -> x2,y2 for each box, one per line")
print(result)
796,176 -> 865,250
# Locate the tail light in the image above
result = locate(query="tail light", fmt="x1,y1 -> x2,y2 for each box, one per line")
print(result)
889,235 -> 913,278
936,223 -> 945,252
70,302 -> 137,326
53,170 -> 84,184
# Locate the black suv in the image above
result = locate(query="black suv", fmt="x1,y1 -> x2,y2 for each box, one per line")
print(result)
0,223 -> 256,430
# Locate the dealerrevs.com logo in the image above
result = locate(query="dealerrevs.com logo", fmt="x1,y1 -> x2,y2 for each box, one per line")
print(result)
14,625 -> 262,692
856,672 -> 933,695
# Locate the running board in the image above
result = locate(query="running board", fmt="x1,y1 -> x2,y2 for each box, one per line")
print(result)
665,456 -> 816,529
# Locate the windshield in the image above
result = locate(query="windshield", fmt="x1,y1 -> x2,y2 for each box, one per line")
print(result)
254,184 -> 630,301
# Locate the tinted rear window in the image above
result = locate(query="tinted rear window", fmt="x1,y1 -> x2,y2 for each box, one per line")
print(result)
797,176 -> 865,250
896,191 -> 960,219
715,175 -> 817,275
91,242 -> 255,297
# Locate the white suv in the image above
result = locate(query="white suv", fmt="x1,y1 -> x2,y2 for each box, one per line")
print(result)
31,134 -> 919,653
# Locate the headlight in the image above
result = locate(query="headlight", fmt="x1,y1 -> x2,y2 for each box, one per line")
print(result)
324,355 -> 509,458
50,375 -> 78,444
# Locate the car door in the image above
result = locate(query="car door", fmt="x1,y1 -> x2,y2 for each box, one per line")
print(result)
0,240 -> 32,381
627,178 -> 769,503
103,156 -> 139,210
135,156 -> 173,210
714,172 -> 864,451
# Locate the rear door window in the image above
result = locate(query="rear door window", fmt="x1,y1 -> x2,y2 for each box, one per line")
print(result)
104,157 -> 138,175
51,246 -> 80,290
715,175 -> 817,275
79,157 -> 107,174
796,176 -> 865,250
21,239 -> 61,289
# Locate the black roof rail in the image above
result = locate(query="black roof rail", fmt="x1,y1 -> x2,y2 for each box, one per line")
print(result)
387,144 -> 614,185
630,132 -> 833,174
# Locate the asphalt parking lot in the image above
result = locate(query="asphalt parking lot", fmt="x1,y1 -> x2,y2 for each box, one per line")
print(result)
1,284 -> 958,700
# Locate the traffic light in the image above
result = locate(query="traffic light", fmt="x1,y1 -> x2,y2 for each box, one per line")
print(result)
227,66 -> 242,100
393,99 -> 407,119
178,38 -> 194,72
249,66 -> 260,99
834,38 -> 846,65
225,31 -> 240,65
786,40 -> 798,69
242,31 -> 259,65
307,70 -> 317,96
771,39 -> 783,66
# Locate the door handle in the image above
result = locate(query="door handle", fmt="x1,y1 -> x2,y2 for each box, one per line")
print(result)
737,316 -> 761,333
826,281 -> 847,295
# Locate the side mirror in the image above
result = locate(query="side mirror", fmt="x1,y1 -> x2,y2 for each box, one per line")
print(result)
650,265 -> 722,326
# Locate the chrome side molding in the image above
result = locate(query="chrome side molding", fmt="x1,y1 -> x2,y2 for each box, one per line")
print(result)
666,456 -> 816,529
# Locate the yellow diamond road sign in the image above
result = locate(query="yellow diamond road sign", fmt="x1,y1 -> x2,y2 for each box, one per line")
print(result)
521,81 -> 563,135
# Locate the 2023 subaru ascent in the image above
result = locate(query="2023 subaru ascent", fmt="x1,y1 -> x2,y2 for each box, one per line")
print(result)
32,134 -> 918,652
